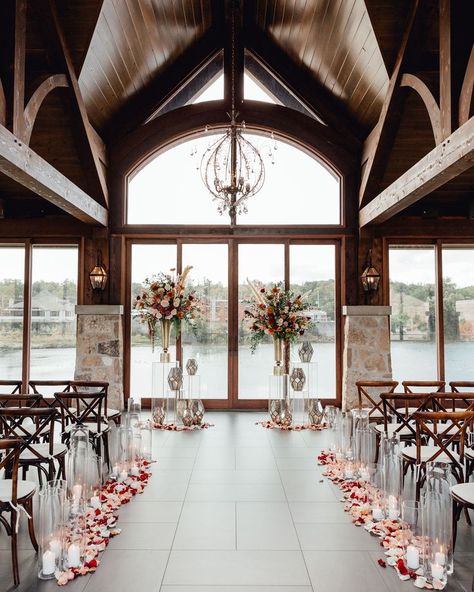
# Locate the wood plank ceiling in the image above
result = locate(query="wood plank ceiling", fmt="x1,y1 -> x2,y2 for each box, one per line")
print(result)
253,0 -> 390,132
78,0 -> 213,130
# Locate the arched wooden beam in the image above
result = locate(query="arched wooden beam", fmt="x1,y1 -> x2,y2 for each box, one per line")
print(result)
112,100 -> 358,179
0,79 -> 6,126
23,74 -> 68,144
459,45 -> 474,127
400,73 -> 442,145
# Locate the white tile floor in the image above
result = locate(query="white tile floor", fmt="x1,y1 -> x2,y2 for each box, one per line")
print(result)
1,411 -> 472,592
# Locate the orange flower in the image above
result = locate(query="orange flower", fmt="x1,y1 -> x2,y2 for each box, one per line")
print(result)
267,306 -> 274,314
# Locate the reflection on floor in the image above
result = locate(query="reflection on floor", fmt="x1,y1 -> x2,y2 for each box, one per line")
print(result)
1,411 -> 473,591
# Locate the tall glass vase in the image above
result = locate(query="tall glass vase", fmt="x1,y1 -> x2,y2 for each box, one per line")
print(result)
380,433 -> 403,521
38,480 -> 67,579
273,336 -> 285,376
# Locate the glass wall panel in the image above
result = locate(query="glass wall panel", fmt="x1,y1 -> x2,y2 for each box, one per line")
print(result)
389,246 -> 437,380
0,246 -> 25,380
442,247 -> 474,382
130,244 -> 177,398
238,244 -> 284,399
30,246 -> 78,380
290,245 -> 336,398
182,244 -> 228,399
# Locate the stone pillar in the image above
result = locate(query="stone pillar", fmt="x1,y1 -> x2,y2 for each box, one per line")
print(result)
75,305 -> 124,412
342,305 -> 392,411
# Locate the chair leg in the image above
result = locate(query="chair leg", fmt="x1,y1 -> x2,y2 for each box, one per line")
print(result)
464,505 -> 472,526
452,500 -> 458,551
11,514 -> 19,586
24,498 -> 38,552
103,434 -> 111,471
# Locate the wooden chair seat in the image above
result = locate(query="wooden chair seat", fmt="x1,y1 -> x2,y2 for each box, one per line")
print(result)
63,421 -> 110,435
373,423 -> 414,437
466,448 -> 474,460
106,408 -> 121,420
402,444 -> 460,464
451,483 -> 474,506
0,479 -> 36,502
19,442 -> 67,461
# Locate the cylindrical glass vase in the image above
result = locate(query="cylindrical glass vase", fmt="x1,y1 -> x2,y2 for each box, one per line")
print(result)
38,480 -> 66,579
401,500 -> 424,571
381,433 -> 402,521
140,420 -> 153,461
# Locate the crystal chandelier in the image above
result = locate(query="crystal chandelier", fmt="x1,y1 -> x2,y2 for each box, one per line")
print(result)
200,2 -> 265,225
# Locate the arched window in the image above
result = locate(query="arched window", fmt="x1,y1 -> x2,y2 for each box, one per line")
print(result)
127,133 -> 340,225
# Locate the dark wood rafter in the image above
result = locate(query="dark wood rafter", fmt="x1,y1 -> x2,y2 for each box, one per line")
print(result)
459,45 -> 474,126
243,21 -> 362,144
23,74 -> 69,144
0,79 -> 6,126
13,0 -> 26,140
224,0 -> 244,109
359,116 -> 474,227
358,0 -> 420,207
36,0 -> 109,207
103,28 -> 224,141
439,0 -> 452,140
400,73 -> 442,145
0,124 -> 107,226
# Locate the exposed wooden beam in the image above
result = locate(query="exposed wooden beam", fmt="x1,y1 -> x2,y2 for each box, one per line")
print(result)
23,74 -> 68,143
13,0 -> 26,139
459,45 -> 474,126
439,0 -> 452,139
359,0 -> 420,207
244,23 -> 362,143
37,0 -> 109,206
0,79 -> 5,126
104,28 -> 224,140
0,123 -> 107,225
359,116 -> 474,227
400,73 -> 442,145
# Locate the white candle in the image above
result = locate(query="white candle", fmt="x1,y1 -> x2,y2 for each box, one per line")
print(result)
119,470 -> 128,482
111,464 -> 119,479
130,465 -> 139,476
72,484 -> 82,504
49,538 -> 61,556
67,543 -> 81,568
435,551 -> 446,566
388,495 -> 399,520
42,549 -> 56,575
359,469 -> 370,482
372,507 -> 384,521
90,495 -> 101,509
406,544 -> 420,569
431,562 -> 444,581
344,468 -> 354,479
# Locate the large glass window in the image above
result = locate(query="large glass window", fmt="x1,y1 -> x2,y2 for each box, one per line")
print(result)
182,244 -> 228,399
389,246 -> 437,380
130,244 -> 177,398
238,244 -> 284,399
127,134 -> 340,226
442,247 -> 474,382
290,245 -> 336,397
29,246 -> 78,380
0,246 -> 25,379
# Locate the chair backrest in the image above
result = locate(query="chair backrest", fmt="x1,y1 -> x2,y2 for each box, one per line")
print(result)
356,381 -> 398,419
0,408 -> 56,461
413,410 -> 474,468
402,380 -> 445,393
380,392 -> 433,437
0,381 -> 22,395
28,380 -> 71,404
69,381 -> 109,414
0,439 -> 22,505
430,392 -> 474,413
54,391 -> 105,432
0,394 -> 42,409
450,381 -> 474,393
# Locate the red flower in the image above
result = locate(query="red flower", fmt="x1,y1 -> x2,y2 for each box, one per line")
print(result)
87,559 -> 98,569
396,558 -> 408,576
377,559 -> 386,568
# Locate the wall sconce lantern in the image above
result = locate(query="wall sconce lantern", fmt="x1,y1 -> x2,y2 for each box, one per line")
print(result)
361,249 -> 380,294
89,251 -> 108,291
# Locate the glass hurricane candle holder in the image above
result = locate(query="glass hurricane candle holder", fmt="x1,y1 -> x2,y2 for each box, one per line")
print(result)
118,424 -> 133,474
140,420 -> 152,461
370,463 -> 386,521
381,433 -> 402,521
66,443 -> 90,516
127,397 -> 141,414
401,500 -> 424,571
324,405 -> 337,428
65,501 -> 86,570
38,480 -> 67,580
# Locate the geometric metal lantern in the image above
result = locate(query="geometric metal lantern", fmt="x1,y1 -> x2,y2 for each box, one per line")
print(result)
167,367 -> 183,391
290,367 -> 306,391
361,249 -> 380,294
89,250 -> 108,292
298,341 -> 314,363
186,358 -> 198,376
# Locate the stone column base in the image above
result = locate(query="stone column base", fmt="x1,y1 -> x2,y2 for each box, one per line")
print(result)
75,305 -> 124,412
342,305 -> 392,411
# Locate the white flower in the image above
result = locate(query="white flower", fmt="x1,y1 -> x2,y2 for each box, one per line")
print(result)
284,307 -> 289,313
277,318 -> 283,326
164,284 -> 171,291
161,299 -> 169,308
173,298 -> 180,307
170,309 -> 177,316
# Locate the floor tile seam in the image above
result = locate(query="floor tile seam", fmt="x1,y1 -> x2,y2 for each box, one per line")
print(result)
272,435 -> 315,592
157,434 -> 201,591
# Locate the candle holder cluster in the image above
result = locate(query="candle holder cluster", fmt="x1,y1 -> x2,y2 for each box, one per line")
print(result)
109,405 -> 152,480
151,357 -> 205,427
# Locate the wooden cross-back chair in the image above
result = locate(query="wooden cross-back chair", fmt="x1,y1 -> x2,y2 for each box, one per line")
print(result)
0,381 -> 22,395
0,438 -> 38,587
355,381 -> 398,422
402,380 -> 445,393
379,392 -> 433,442
451,482 -> 474,549
69,380 -> 120,425
0,394 -> 42,409
54,391 -> 110,466
0,407 -> 66,484
402,409 -> 474,500
28,380 -> 71,406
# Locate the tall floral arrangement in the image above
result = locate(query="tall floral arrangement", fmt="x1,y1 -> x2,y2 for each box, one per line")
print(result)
243,280 -> 311,352
133,266 -> 201,350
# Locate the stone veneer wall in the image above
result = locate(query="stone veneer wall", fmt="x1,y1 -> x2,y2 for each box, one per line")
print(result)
75,305 -> 124,412
342,305 -> 392,411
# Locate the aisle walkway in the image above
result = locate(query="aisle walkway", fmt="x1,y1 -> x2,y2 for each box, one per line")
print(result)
1,411 -> 472,591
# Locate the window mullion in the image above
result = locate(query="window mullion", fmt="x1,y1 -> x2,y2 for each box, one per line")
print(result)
22,240 -> 32,392
435,241 -> 445,382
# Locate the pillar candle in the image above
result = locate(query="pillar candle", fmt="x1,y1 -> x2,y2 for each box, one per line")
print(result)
42,550 -> 56,575
67,543 -> 81,568
406,544 -> 420,569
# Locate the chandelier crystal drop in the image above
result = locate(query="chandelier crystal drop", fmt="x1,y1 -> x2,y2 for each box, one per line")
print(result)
200,121 -> 265,221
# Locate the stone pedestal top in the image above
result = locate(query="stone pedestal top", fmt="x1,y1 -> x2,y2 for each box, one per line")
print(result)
342,305 -> 391,316
75,305 -> 124,315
